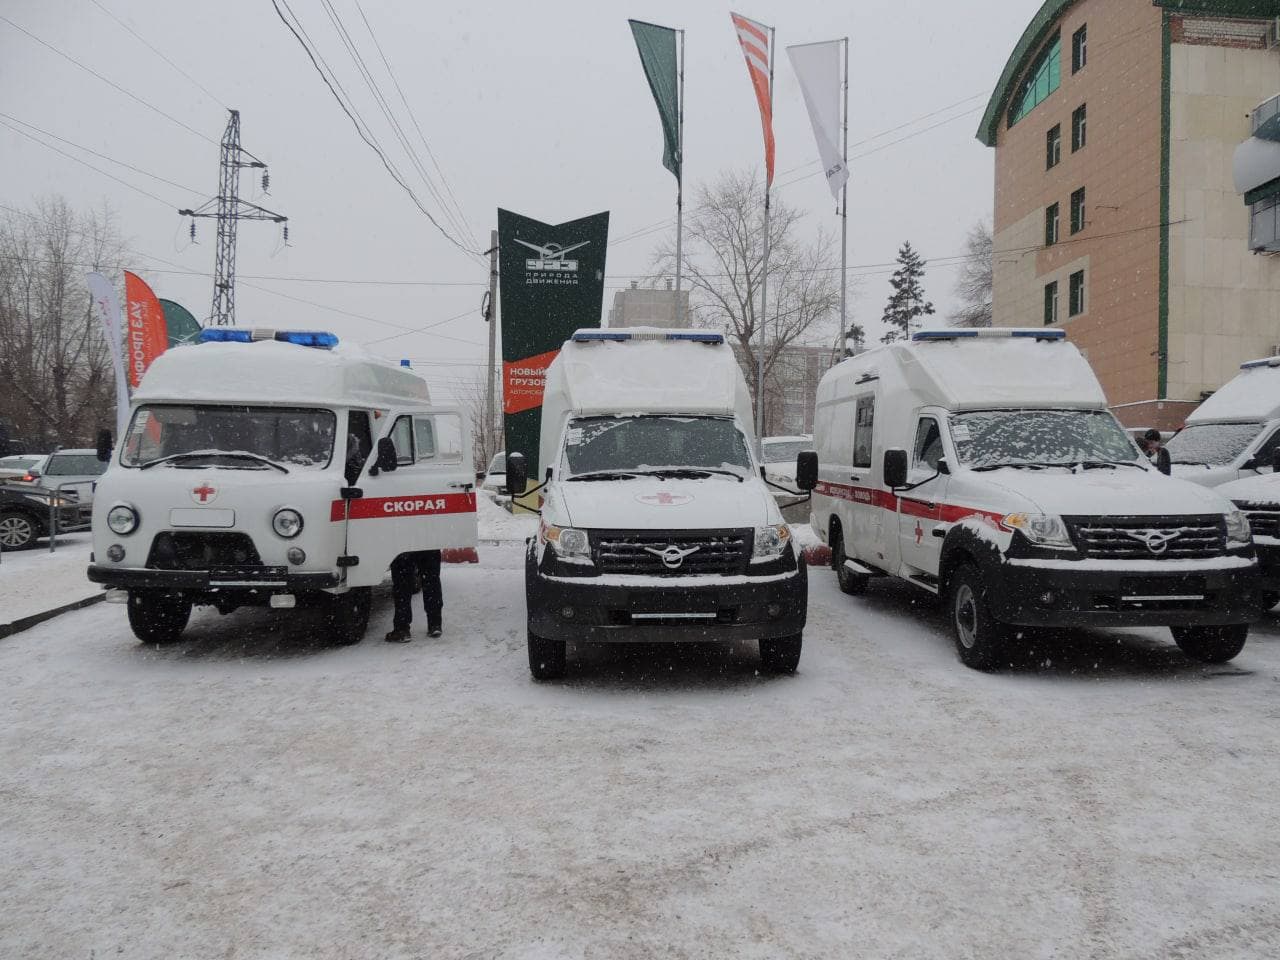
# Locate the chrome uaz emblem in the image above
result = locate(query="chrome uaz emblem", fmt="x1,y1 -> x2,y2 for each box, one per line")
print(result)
645,544 -> 701,569
1124,529 -> 1182,555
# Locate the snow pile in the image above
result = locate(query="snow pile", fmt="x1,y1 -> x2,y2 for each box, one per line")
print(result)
476,492 -> 537,543
0,533 -> 96,626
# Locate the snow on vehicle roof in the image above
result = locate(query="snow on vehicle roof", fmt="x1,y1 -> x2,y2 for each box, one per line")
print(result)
829,331 -> 1105,411
550,327 -> 741,416
132,339 -> 431,408
1186,359 -> 1280,424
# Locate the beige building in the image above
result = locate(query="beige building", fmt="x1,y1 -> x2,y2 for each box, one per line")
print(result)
731,342 -> 835,436
606,280 -> 690,329
979,0 -> 1280,430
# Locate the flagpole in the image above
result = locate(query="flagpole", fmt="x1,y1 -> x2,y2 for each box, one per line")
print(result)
674,28 -> 685,326
755,24 -> 774,444
839,36 -> 849,360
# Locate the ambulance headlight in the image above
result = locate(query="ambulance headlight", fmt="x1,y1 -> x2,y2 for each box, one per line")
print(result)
753,523 -> 791,560
272,508 -> 304,539
1003,513 -> 1074,550
1226,509 -> 1251,546
106,504 -> 139,535
540,521 -> 591,564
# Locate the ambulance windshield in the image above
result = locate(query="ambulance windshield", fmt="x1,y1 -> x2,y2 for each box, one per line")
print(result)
121,404 -> 336,470
949,409 -> 1138,469
562,416 -> 753,478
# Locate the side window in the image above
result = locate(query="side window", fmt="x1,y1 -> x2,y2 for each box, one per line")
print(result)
852,395 -> 875,469
413,417 -> 437,460
390,416 -> 415,465
1252,429 -> 1280,467
346,411 -> 372,466
913,417 -> 943,471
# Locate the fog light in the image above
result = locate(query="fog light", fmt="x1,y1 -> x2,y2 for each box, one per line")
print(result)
560,605 -> 575,620
269,594 -> 296,609
286,546 -> 306,565
1038,591 -> 1056,607
106,544 -> 125,562
766,602 -> 783,619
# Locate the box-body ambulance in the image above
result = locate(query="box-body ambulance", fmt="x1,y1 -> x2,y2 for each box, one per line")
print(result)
88,329 -> 476,645
810,328 -> 1260,670
510,328 -> 808,680
1167,357 -> 1280,488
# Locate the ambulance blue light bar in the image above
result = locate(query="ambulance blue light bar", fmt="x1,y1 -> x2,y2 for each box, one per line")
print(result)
571,330 -> 724,344
911,328 -> 1065,342
1240,356 -> 1280,370
198,328 -> 338,349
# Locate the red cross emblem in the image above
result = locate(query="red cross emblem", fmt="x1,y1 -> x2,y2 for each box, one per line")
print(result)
191,481 -> 218,504
635,492 -> 693,507
914,520 -> 924,545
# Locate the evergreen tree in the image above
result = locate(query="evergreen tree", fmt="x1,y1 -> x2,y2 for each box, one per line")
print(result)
879,242 -> 934,343
844,322 -> 865,357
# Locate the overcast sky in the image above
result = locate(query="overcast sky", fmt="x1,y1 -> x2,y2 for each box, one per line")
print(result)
1,0 -> 1028,400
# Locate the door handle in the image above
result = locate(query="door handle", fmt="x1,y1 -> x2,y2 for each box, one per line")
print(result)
447,482 -> 474,490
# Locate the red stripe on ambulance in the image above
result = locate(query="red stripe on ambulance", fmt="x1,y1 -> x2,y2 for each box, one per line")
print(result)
815,480 -> 1005,528
330,492 -> 477,521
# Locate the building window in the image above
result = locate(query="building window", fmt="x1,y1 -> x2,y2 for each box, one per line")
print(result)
1072,25 -> 1087,73
1046,124 -> 1061,169
1008,34 -> 1061,127
1068,270 -> 1086,316
1070,187 -> 1086,234
1045,203 -> 1060,246
1071,103 -> 1087,152
1044,281 -> 1059,325
1250,195 -> 1280,251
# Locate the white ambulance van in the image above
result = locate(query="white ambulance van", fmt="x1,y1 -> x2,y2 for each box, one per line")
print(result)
1167,357 -> 1280,488
88,329 -> 476,645
508,328 -> 809,680
810,328 -> 1260,670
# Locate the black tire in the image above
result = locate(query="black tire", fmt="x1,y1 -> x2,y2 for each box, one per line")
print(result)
0,510 -> 41,551
946,563 -> 1011,671
527,630 -> 566,680
326,587 -> 371,645
127,591 -> 192,644
760,633 -> 803,673
831,525 -> 868,596
1171,624 -> 1248,664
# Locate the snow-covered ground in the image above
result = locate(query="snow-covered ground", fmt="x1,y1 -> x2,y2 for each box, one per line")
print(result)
0,532 -> 96,625
3,535 -> 1279,958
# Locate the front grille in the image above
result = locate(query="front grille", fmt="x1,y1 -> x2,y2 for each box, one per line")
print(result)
147,531 -> 262,570
591,529 -> 751,576
1236,501 -> 1280,539
1064,515 -> 1226,560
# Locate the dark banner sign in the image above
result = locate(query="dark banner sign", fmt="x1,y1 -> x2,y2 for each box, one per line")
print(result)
498,208 -> 609,479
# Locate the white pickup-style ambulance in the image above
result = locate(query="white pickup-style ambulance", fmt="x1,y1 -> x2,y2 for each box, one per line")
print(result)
88,329 -> 476,645
1167,357 -> 1280,488
810,328 -> 1260,670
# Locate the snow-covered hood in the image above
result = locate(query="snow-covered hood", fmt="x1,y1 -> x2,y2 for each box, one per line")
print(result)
972,467 -> 1233,517
548,475 -> 780,531
1217,472 -> 1280,506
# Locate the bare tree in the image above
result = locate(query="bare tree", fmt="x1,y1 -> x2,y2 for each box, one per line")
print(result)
949,221 -> 993,328
655,169 -> 841,428
0,196 -> 127,448
456,371 -> 503,473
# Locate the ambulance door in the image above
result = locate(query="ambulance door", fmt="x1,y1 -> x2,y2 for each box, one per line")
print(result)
897,414 -> 950,578
343,407 -> 477,586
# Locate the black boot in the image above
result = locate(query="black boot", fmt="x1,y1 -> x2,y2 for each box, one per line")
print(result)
384,627 -> 411,643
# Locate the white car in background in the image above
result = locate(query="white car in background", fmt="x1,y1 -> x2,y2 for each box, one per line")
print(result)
480,451 -> 508,498
760,435 -> 812,500
15,448 -> 108,504
0,453 -> 46,482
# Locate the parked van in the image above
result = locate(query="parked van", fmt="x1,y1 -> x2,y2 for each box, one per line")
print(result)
811,328 -> 1260,669
88,329 -> 476,645
510,328 -> 808,680
1167,357 -> 1280,487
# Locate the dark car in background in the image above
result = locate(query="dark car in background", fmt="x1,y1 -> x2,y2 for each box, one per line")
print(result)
0,483 -> 87,550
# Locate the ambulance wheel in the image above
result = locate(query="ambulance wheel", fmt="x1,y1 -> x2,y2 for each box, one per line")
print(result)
327,587 -> 371,645
947,564 -> 1010,671
527,630 -> 566,681
831,528 -> 867,596
760,633 -> 803,674
127,591 -> 191,645
1171,624 -> 1248,664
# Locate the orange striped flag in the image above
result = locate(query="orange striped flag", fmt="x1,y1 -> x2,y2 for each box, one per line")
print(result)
731,11 -> 774,186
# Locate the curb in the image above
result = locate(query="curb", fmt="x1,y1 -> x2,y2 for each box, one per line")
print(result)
0,593 -> 105,641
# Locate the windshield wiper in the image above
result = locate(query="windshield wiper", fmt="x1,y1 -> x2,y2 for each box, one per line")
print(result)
634,467 -> 746,483
566,470 -> 641,481
970,461 -> 1057,472
138,452 -> 289,473
1078,460 -> 1147,470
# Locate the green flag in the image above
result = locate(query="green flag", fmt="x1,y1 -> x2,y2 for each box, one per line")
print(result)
629,19 -> 681,182
159,298 -> 201,347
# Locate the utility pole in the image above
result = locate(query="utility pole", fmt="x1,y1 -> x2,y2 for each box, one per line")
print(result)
484,229 -> 499,462
180,110 -> 288,326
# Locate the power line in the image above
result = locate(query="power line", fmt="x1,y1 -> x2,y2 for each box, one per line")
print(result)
87,0 -> 229,110
0,13 -> 218,146
361,306 -> 481,347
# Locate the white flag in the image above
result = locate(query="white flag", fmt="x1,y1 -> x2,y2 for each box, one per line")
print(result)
787,40 -> 847,199
86,271 -> 130,437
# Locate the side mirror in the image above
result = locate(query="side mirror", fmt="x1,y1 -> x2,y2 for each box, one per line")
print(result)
1271,448 -> 1280,473
796,451 -> 818,491
883,448 -> 909,489
344,452 -> 363,487
506,452 -> 528,496
95,428 -> 113,462
1156,447 -> 1172,476
937,457 -> 950,476
371,437 -> 399,475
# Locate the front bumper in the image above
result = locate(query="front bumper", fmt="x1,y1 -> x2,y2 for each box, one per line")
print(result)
992,558 -> 1262,627
526,554 -> 808,643
87,564 -> 341,594
1254,542 -> 1280,592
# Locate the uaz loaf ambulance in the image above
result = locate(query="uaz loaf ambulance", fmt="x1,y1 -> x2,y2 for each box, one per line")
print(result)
810,328 -> 1260,670
88,329 -> 476,645
509,328 -> 809,680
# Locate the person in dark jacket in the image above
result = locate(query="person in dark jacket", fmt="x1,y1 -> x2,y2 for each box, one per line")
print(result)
1137,428 -> 1163,461
385,550 -> 442,642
